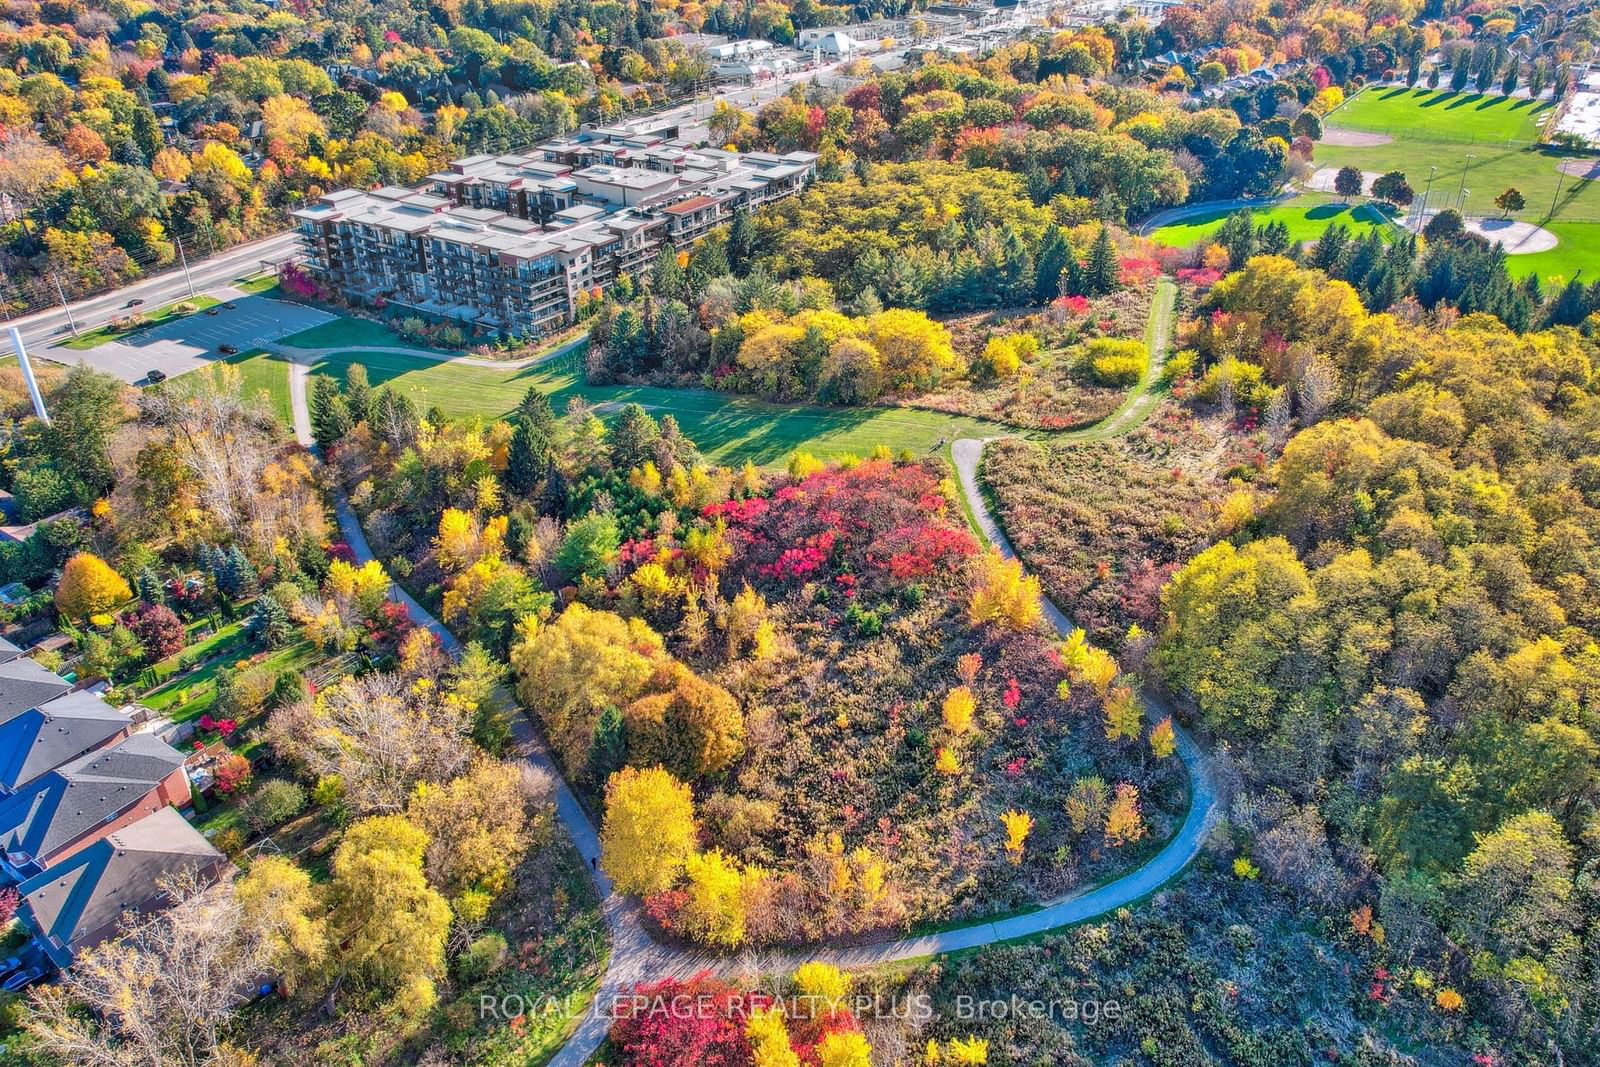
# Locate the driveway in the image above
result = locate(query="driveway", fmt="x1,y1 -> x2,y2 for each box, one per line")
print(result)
39,296 -> 335,384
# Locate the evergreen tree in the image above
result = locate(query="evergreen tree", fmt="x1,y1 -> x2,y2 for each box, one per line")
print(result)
1084,225 -> 1121,294
540,456 -> 569,517
727,206 -> 756,273
135,566 -> 166,607
517,387 -> 558,437
1035,225 -> 1071,303
249,595 -> 295,649
609,404 -> 660,472
506,416 -> 549,496
310,375 -> 353,449
608,306 -> 647,375
344,364 -> 373,425
650,248 -> 686,302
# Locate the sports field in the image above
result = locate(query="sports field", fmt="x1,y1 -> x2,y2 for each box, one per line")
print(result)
1326,86 -> 1555,142
1148,194 -> 1394,248
1319,87 -> 1600,283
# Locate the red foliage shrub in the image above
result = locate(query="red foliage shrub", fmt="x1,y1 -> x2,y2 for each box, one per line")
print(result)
607,978 -> 757,1067
706,459 -> 976,591
0,886 -> 18,925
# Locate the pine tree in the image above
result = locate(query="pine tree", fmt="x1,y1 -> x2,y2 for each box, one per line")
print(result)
727,206 -> 756,273
650,248 -> 686,302
310,375 -> 352,448
609,404 -> 660,472
506,416 -> 549,497
345,364 -> 373,425
135,566 -> 166,606
1035,225 -> 1070,303
608,307 -> 647,375
249,594 -> 294,649
1085,225 -> 1121,295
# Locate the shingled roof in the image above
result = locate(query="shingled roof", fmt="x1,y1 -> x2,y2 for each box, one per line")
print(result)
0,657 -> 71,722
0,733 -> 186,868
0,690 -> 131,794
17,806 -> 225,968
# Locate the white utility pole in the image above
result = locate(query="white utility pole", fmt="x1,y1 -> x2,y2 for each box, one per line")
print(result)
175,234 -> 198,298
8,327 -> 50,424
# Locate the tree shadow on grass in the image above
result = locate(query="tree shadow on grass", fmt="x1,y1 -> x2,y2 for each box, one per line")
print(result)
1304,203 -> 1353,221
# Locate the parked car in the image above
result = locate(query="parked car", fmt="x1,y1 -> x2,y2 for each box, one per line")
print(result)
126,297 -> 144,307
0,955 -> 22,978
205,307 -> 219,316
1,964 -> 48,992
223,302 -> 238,310
218,343 -> 238,354
146,369 -> 167,384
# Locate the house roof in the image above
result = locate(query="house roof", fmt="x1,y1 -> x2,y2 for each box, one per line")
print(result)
18,806 -> 224,964
0,690 -> 130,793
0,657 -> 71,722
0,636 -> 21,664
0,734 -> 186,863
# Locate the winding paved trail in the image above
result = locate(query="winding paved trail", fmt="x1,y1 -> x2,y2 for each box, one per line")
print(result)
284,279 -> 1218,1067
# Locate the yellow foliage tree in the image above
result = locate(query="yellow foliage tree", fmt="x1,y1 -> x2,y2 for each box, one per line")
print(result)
1149,716 -> 1177,759
747,1007 -> 801,1067
1104,783 -> 1147,847
1103,684 -> 1142,742
817,1031 -> 873,1067
679,848 -> 758,947
788,451 -> 825,479
233,855 -> 328,994
55,552 -> 132,619
792,961 -> 850,1008
947,1036 -> 990,1064
942,685 -> 977,734
935,746 -> 962,775
967,548 -> 1041,631
999,810 -> 1033,864
600,766 -> 697,895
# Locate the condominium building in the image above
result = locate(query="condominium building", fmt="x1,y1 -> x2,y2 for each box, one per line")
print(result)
291,121 -> 819,338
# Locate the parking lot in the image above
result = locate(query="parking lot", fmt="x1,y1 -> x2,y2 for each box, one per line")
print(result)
40,296 -> 335,384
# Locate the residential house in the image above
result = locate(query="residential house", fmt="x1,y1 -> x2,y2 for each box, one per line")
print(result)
13,806 -> 229,969
0,733 -> 191,884
0,689 -> 135,797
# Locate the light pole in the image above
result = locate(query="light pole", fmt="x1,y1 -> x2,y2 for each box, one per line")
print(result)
1416,164 -> 1437,232
1454,154 -> 1473,215
1549,165 -> 1566,221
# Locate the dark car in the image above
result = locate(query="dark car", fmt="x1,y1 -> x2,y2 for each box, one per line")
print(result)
146,369 -> 167,384
218,343 -> 239,355
205,307 -> 219,316
126,297 -> 144,308
1,964 -> 48,993
0,955 -> 22,978
223,302 -> 238,310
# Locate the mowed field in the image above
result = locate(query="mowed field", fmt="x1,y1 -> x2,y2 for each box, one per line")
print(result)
1319,86 -> 1600,283
1149,194 -> 1394,248
225,344 -> 1030,466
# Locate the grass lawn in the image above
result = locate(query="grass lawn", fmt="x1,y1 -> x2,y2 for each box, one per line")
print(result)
1318,86 -> 1600,282
226,350 -> 294,426
281,316 -> 448,352
1503,220 -> 1600,286
1327,86 -> 1555,143
142,635 -> 319,724
60,295 -> 220,350
233,274 -> 282,296
308,349 -> 1032,466
1149,193 -> 1395,248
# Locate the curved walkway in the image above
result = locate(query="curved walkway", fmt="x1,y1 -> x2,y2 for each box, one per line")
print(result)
283,279 -> 1218,1067
1135,191 -> 1296,236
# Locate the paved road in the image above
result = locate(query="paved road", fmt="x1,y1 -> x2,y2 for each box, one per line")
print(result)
281,279 -> 1217,1066
9,232 -> 300,352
